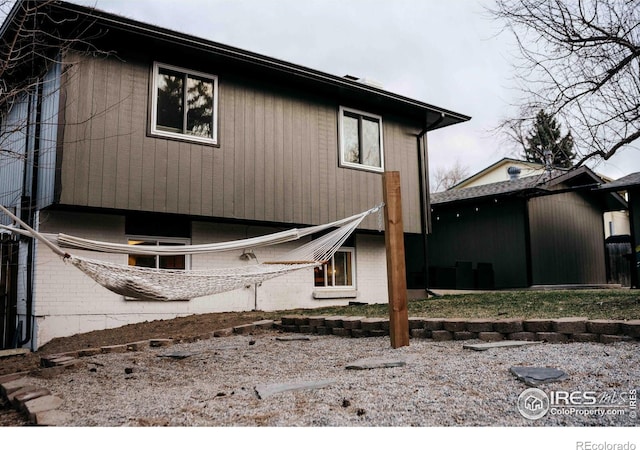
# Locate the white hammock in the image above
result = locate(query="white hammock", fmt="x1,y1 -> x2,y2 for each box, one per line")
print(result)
0,204 -> 382,301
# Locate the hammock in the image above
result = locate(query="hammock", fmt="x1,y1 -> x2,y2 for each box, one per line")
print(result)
0,204 -> 382,301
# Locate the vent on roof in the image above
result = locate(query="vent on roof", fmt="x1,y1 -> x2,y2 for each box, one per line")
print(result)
507,166 -> 521,180
344,74 -> 384,89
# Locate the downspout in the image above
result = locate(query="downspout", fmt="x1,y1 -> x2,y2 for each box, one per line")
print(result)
417,112 -> 445,297
18,83 -> 43,348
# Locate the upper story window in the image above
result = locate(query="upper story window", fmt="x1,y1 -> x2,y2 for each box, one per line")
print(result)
339,106 -> 384,173
150,62 -> 218,145
127,236 -> 191,270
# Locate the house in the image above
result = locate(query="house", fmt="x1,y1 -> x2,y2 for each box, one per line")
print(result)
424,166 -> 627,290
0,1 -> 469,349
597,172 -> 640,288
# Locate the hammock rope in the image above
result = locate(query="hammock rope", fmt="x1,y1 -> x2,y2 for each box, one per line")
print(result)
0,204 -> 383,301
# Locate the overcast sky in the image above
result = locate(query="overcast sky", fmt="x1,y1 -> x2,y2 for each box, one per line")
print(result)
69,0 -> 640,181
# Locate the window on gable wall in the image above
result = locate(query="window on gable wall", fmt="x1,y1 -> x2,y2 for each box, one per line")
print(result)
339,106 -> 384,172
151,62 -> 218,145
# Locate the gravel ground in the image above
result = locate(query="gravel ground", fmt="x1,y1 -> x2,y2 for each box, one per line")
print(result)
22,331 -> 640,427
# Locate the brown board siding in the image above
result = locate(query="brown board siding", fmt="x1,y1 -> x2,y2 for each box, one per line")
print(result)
58,54 -> 424,232
428,199 -> 529,289
528,192 -> 607,285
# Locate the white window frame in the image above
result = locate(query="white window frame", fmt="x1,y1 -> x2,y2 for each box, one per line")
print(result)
150,62 -> 219,145
126,235 -> 191,270
314,247 -> 356,289
338,106 -> 384,173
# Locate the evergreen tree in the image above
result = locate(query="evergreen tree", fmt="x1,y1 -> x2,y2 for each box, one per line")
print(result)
523,110 -> 576,169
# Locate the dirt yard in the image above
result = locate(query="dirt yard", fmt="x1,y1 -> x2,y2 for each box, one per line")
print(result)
0,310 -> 278,377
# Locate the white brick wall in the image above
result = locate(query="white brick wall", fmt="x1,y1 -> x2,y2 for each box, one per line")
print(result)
31,211 -> 390,347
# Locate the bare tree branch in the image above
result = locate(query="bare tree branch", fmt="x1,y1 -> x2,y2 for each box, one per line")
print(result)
488,0 -> 640,168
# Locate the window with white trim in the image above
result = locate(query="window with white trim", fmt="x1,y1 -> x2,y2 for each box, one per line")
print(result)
150,62 -> 218,145
314,248 -> 355,288
339,106 -> 383,172
127,236 -> 191,270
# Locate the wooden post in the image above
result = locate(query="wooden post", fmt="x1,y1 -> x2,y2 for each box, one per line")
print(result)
382,171 -> 410,348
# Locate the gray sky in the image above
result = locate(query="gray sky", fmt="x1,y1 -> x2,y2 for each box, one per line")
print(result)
70,0 -> 640,180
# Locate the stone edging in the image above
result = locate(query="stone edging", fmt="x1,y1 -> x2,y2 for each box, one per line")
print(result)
2,316 -> 639,425
278,316 -> 640,344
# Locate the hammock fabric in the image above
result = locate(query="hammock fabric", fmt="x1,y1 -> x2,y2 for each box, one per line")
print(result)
0,204 -> 383,301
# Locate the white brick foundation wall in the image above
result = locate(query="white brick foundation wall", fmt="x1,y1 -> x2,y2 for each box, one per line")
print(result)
31,211 -> 390,348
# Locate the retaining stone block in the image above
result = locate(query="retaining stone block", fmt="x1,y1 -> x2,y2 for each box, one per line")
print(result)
478,332 -> 504,342
342,317 -> 365,330
586,320 -> 621,335
600,334 -> 634,344
213,328 -> 234,337
315,326 -> 329,335
280,316 -> 301,325
324,316 -> 345,328
466,319 -> 494,333
293,316 -> 309,326
278,325 -> 298,333
571,333 -> 599,343
299,325 -> 315,334
34,409 -> 72,426
508,332 -> 537,341
492,319 -> 523,334
442,319 -> 467,332
408,317 -> 426,329
253,320 -> 275,330
410,329 -> 428,339
535,332 -> 568,343
368,330 -> 389,337
78,348 -> 102,357
523,319 -> 553,333
423,319 -> 444,331
620,320 -> 640,338
24,395 -> 63,422
125,341 -> 149,352
308,316 -> 326,327
233,323 -> 256,335
100,345 -> 128,354
332,328 -> 351,337
1,378 -> 34,396
351,329 -> 368,338
432,330 -> 453,341
6,385 -> 41,403
0,373 -> 28,384
360,318 -> 386,331
13,388 -> 51,410
553,317 -> 588,334
454,331 -> 476,341
149,338 -> 173,347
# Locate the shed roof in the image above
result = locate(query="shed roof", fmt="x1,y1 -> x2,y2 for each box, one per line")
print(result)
596,172 -> 640,192
432,166 -> 627,211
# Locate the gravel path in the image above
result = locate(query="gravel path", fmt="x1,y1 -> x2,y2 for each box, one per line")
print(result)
27,331 -> 640,426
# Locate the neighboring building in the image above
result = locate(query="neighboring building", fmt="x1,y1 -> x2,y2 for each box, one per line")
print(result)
451,157 -> 547,189
426,167 -> 627,290
0,1 -> 469,348
597,172 -> 640,288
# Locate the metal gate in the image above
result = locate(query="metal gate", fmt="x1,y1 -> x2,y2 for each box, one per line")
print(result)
0,235 -> 19,349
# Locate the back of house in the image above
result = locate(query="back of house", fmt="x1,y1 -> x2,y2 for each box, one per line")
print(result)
0,0 -> 469,349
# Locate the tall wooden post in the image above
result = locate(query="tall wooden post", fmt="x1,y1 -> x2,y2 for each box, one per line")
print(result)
383,171 -> 410,348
